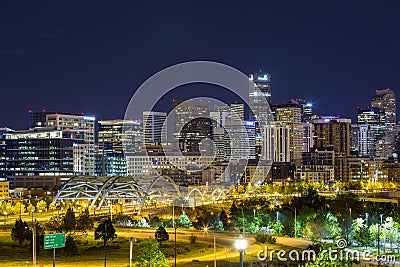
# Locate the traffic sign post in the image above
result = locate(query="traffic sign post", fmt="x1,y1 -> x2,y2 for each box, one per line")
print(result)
44,233 -> 66,267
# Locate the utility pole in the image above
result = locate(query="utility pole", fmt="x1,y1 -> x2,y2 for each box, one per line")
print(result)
214,234 -> 216,267
32,223 -> 36,267
104,223 -> 107,267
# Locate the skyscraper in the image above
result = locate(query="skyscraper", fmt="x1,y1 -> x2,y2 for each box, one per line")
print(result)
371,89 -> 396,128
0,127 -> 13,179
371,89 -> 397,157
97,119 -> 142,176
179,117 -> 212,153
230,103 -> 245,121
249,72 -> 271,106
5,129 -> 84,179
357,106 -> 385,157
45,113 -> 96,175
173,99 -> 210,153
249,72 -> 273,158
312,116 -> 351,156
263,122 -> 290,162
289,99 -> 314,122
275,103 -> 304,163
142,111 -> 167,146
224,118 -> 256,160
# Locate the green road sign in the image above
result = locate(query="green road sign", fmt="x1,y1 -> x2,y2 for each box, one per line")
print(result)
44,233 -> 66,249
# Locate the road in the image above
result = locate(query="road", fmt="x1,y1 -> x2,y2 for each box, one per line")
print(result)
118,229 -> 312,263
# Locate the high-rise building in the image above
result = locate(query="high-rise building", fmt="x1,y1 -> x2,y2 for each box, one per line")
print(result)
263,122 -> 290,162
358,124 -> 371,157
249,72 -> 271,106
44,113 -> 96,175
173,99 -> 210,153
295,148 -> 335,184
143,111 -> 166,146
0,127 -> 13,179
96,119 -> 142,176
179,117 -> 212,153
230,103 -> 245,121
371,88 -> 397,155
5,129 -> 84,178
28,110 -> 49,128
350,124 -> 360,156
303,122 -> 314,152
212,127 -> 225,162
210,106 -> 230,129
312,116 -> 351,156
224,118 -> 256,160
371,88 -> 396,128
249,72 -> 273,158
275,104 -> 304,163
357,106 -> 385,157
289,99 -> 314,122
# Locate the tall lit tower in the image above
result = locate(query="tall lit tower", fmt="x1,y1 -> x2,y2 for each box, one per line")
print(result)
249,71 -> 273,158
275,103 -> 304,163
249,72 -> 271,106
371,88 -> 396,157
143,111 -> 167,146
371,89 -> 396,128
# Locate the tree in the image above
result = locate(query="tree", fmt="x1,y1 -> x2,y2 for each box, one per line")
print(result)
63,208 -> 76,233
94,218 -> 117,242
14,202 -> 25,217
48,202 -> 56,213
11,219 -> 31,247
150,216 -> 161,228
1,201 -> 14,216
352,218 -> 373,249
303,212 -> 341,243
36,200 -> 47,214
27,204 -> 35,216
137,218 -> 150,228
76,208 -> 93,233
65,235 -> 78,256
177,214 -> 192,228
134,238 -> 169,267
155,226 -> 169,245
94,218 -> 117,266
219,211 -> 229,229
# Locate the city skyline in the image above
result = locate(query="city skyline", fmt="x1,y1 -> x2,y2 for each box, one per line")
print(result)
2,1 -> 400,129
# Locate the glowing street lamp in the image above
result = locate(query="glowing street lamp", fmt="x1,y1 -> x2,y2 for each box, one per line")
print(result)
235,234 -> 248,267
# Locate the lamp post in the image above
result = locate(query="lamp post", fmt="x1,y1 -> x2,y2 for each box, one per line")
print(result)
235,234 -> 248,267
203,227 -> 217,267
380,214 -> 385,254
172,201 -> 177,267
129,238 -> 138,267
32,223 -> 37,267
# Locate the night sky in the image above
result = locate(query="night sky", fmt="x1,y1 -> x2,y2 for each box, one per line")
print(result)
1,0 -> 400,130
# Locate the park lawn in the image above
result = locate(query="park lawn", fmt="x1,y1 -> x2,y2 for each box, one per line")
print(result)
0,229 -> 223,267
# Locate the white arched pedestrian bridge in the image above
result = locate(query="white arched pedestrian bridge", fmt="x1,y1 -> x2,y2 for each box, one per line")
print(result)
53,175 -> 231,213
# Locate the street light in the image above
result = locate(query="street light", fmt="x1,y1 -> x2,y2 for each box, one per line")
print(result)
203,226 -> 216,267
235,234 -> 248,267
129,238 -> 138,267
